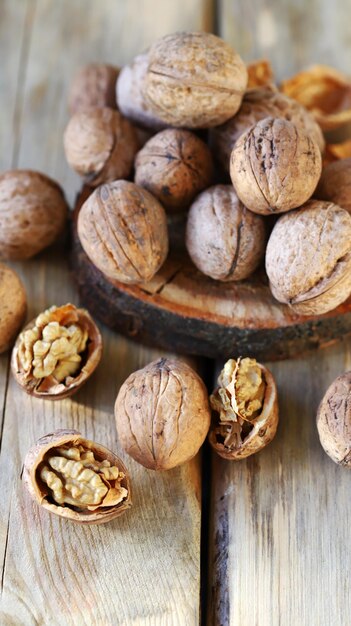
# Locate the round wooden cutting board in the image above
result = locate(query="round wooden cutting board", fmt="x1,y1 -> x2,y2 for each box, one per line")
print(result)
71,192 -> 351,361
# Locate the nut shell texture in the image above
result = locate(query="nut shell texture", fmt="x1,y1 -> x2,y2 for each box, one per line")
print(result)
266,200 -> 351,315
316,158 -> 351,214
186,185 -> 266,281
115,358 -> 211,470
317,372 -> 351,466
134,128 -> 214,212
230,117 -> 322,215
68,63 -> 119,114
210,87 -> 325,173
144,32 -> 248,128
63,108 -> 139,187
78,181 -> 169,284
22,429 -> 132,524
0,263 -> 27,353
0,170 -> 68,260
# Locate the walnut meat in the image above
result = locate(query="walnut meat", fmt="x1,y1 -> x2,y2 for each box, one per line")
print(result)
0,263 -> 27,353
143,32 -> 248,128
22,429 -> 131,524
210,87 -> 325,174
115,358 -> 211,470
186,185 -> 266,281
316,158 -> 351,213
78,180 -> 168,284
265,200 -> 351,316
230,117 -> 322,215
134,129 -> 214,213
209,357 -> 279,460
0,170 -> 68,260
116,52 -> 167,131
68,63 -> 119,114
63,108 -> 139,187
316,372 -> 351,466
11,303 -> 102,398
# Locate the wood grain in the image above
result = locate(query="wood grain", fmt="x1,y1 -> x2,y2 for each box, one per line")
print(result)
0,1 -> 213,624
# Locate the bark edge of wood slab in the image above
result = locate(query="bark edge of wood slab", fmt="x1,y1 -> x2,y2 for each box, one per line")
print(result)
71,204 -> 351,362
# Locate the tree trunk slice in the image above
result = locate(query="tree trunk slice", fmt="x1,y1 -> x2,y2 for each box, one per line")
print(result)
71,190 -> 351,361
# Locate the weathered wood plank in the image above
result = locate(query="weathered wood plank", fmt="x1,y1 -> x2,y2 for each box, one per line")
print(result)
208,343 -> 351,625
0,1 -> 213,624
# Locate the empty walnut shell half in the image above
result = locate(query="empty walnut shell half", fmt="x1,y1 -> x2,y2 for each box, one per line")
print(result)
68,63 -> 119,114
115,358 -> 211,470
316,158 -> 351,214
266,200 -> 351,316
230,117 -> 322,215
0,263 -> 27,354
316,372 -> 351,467
22,429 -> 131,524
11,303 -> 102,399
144,31 -> 248,128
209,357 -> 279,460
63,107 -> 139,187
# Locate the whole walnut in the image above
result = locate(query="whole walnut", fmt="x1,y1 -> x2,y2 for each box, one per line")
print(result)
230,117 -> 322,215
116,52 -> 167,131
134,129 -> 214,212
186,185 -> 266,281
316,158 -> 351,213
317,372 -> 351,466
143,32 -> 248,128
0,263 -> 27,353
78,180 -> 169,284
265,200 -> 351,316
210,87 -> 325,173
114,358 -> 211,470
0,170 -> 68,260
68,63 -> 119,114
63,108 -> 139,187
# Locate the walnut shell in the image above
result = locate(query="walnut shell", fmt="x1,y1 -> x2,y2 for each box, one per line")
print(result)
78,180 -> 169,284
0,170 -> 68,260
68,63 -> 119,114
11,303 -> 102,399
114,358 -> 211,470
63,108 -> 139,187
316,372 -> 351,466
316,158 -> 351,213
22,429 -> 132,524
265,200 -> 351,316
116,52 -> 167,131
0,263 -> 27,353
209,357 -> 279,460
134,128 -> 214,213
186,185 -> 266,281
210,87 -> 325,173
143,32 -> 248,128
230,117 -> 322,215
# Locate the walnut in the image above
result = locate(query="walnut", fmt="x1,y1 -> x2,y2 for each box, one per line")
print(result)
230,117 -> 322,215
0,263 -> 27,353
316,158 -> 351,213
77,180 -> 169,284
63,108 -> 139,187
114,358 -> 211,470
11,303 -> 102,399
116,52 -> 167,131
265,200 -> 351,316
209,357 -> 279,460
143,32 -> 248,128
186,185 -> 266,281
68,63 -> 119,114
316,372 -> 351,466
0,170 -> 68,260
22,429 -> 131,524
210,88 -> 325,174
247,60 -> 274,89
134,129 -> 214,213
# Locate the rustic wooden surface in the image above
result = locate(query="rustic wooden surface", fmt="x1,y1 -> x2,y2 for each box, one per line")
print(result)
0,1 -> 211,625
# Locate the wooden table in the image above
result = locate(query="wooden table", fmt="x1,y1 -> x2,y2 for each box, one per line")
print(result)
1,1 -> 351,624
